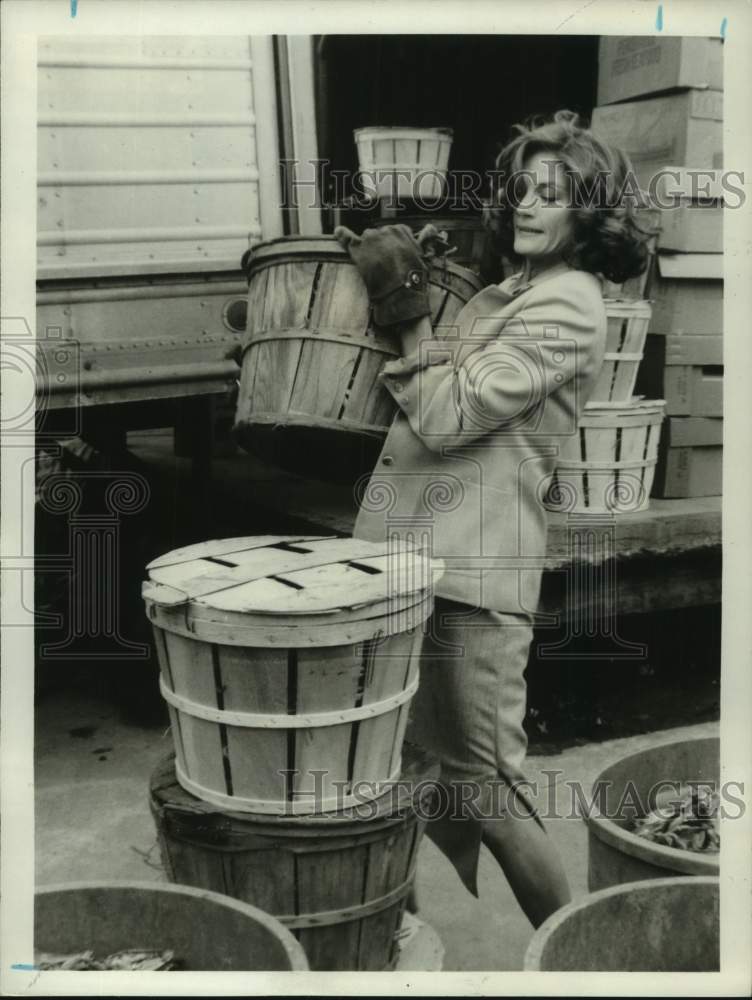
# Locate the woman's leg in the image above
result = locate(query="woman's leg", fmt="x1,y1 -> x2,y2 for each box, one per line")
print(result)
480,806 -> 571,928
408,600 -> 571,925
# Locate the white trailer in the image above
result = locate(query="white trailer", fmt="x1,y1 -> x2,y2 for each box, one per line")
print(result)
36,34 -> 320,416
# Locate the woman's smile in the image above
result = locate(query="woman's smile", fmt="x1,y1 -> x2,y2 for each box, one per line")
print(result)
512,151 -> 575,275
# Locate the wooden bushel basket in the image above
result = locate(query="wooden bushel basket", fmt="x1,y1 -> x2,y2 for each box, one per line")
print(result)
354,126 -> 453,201
142,535 -> 442,815
591,301 -> 652,403
149,742 -> 439,971
544,400 -> 666,515
233,236 -> 482,480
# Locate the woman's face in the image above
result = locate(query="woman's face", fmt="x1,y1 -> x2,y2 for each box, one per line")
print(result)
512,152 -> 574,269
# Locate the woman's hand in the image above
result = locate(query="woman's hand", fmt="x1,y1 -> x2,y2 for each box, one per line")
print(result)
334,223 -> 442,327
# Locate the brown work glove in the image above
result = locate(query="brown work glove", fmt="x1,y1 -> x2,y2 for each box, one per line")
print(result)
334,223 -> 445,327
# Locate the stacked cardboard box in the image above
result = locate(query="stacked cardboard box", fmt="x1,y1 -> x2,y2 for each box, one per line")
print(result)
591,36 -> 724,498
596,36 -> 723,106
634,332 -> 722,497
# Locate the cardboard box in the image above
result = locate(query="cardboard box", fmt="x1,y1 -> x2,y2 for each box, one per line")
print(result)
658,202 -> 723,252
590,90 -> 723,189
652,169 -> 723,252
636,334 -> 723,416
652,416 -> 723,498
649,253 -> 723,335
598,36 -> 723,106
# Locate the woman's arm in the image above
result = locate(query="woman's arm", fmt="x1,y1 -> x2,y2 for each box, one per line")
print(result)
396,316 -> 432,361
380,277 -> 604,453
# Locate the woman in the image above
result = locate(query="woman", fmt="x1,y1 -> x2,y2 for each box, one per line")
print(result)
335,110 -> 652,927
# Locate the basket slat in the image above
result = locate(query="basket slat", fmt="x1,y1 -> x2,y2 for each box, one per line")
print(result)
291,339 -> 363,420
590,302 -> 652,404
307,261 -> 371,331
146,537 -> 419,604
163,630 -> 217,705
180,715 -> 227,794
245,264 -> 271,334
342,346 -> 399,427
224,726 -> 288,802
166,704 -> 189,776
146,534 -> 332,570
219,646 -> 289,713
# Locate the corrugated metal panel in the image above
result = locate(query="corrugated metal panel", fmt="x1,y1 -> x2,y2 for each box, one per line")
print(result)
37,35 -> 275,277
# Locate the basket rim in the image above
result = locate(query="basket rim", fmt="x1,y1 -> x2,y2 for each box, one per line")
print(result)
603,298 -> 653,317
523,875 -> 719,972
582,734 -> 720,874
150,744 -> 440,829
584,398 -> 666,413
354,126 -> 454,139
244,237 -> 483,284
34,880 -> 310,970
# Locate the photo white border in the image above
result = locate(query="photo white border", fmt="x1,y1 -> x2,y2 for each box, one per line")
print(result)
2,0 -> 751,995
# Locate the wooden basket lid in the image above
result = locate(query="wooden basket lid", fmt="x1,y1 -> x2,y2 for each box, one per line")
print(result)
143,535 -> 443,616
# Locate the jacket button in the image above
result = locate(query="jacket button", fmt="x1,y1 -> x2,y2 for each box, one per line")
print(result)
382,455 -> 394,466
391,381 -> 404,392
399,395 -> 409,405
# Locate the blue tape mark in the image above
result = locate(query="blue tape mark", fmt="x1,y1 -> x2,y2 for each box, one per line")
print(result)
655,4 -> 663,30
71,0 -> 77,16
720,16 -> 727,38
11,964 -> 39,971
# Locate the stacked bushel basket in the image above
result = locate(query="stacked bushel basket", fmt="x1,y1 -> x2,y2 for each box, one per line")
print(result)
353,125 -> 502,282
592,35 -> 724,500
543,32 -> 724,514
143,536 -> 443,971
544,298 -> 666,516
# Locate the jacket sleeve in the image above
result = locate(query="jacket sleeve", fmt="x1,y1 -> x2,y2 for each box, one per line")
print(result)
380,279 -> 603,453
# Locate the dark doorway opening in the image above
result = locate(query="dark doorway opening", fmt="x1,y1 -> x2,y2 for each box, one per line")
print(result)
315,33 -> 599,218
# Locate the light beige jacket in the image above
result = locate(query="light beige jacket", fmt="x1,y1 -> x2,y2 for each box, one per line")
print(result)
353,267 -> 607,614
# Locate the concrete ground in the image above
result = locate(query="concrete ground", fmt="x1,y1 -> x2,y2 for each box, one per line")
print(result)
34,685 -> 718,971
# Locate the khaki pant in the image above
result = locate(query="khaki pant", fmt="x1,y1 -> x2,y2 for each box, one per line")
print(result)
407,596 -> 543,894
